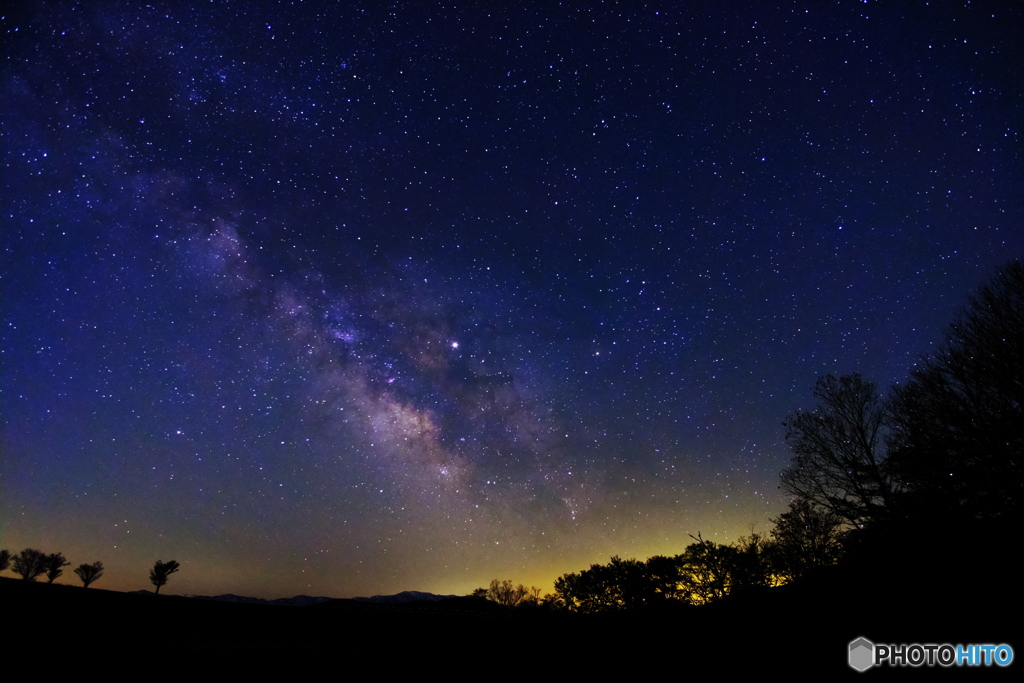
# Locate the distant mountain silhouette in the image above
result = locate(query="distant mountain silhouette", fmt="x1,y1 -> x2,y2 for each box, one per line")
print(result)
352,590 -> 459,604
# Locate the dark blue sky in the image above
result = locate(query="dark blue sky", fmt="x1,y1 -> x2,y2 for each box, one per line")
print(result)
2,1 -> 1021,598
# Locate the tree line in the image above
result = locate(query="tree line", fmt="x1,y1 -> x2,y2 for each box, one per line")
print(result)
479,260 -> 1023,613
498,503 -> 843,613
0,549 -> 180,594
0,549 -> 102,587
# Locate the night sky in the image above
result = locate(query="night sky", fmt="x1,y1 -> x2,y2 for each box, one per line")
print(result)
2,1 -> 1021,599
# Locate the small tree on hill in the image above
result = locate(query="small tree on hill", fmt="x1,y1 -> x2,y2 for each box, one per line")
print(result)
0,549 -> 11,573
150,560 -> 180,594
12,549 -> 47,581
75,561 -> 104,588
43,552 -> 71,584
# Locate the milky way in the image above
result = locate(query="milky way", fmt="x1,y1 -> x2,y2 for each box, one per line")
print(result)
2,2 -> 1021,598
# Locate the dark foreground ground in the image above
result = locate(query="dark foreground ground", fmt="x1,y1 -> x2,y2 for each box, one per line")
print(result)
5,556 -> 1017,678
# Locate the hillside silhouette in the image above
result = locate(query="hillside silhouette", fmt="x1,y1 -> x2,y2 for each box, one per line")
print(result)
4,540 -> 1017,676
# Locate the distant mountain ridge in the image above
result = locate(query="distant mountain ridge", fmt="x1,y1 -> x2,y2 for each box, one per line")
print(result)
352,590 -> 459,605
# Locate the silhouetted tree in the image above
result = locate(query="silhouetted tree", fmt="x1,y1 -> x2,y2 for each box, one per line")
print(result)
11,549 -> 47,581
769,498 -> 845,583
486,579 -> 525,606
780,374 -> 895,527
0,549 -> 11,573
730,531 -> 775,592
150,560 -> 180,594
514,585 -> 543,606
888,261 -> 1024,522
538,592 -> 565,610
554,562 -> 623,612
43,552 -> 71,584
610,555 -> 686,609
74,561 -> 104,588
601,556 -> 650,610
552,571 -> 582,611
642,554 -> 686,603
678,534 -> 737,604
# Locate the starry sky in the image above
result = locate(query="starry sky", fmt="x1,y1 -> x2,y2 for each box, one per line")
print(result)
2,1 -> 1021,599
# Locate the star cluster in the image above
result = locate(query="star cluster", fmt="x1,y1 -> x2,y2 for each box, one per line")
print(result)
2,1 -> 1021,598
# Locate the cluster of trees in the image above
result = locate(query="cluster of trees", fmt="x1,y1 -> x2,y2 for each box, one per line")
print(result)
548,511 -> 842,613
780,260 -> 1023,532
474,500 -> 845,614
0,548 -> 104,587
477,261 -> 1022,614
1,549 -> 182,594
471,579 -> 542,606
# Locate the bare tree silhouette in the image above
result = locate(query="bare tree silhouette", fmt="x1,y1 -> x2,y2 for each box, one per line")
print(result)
780,374 -> 895,527
486,579 -> 530,606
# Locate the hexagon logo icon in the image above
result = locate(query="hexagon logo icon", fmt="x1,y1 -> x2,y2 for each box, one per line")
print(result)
849,637 -> 875,671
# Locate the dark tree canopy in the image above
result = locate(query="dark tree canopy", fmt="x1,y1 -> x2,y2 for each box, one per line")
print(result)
11,549 -> 47,581
43,552 -> 71,584
769,498 -> 845,583
150,559 -> 180,594
552,536 -> 775,612
554,556 -> 665,612
75,561 -> 104,588
554,561 -> 623,613
888,261 -> 1024,522
0,549 -> 11,573
677,533 -> 770,604
780,374 -> 895,527
729,532 -> 775,593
